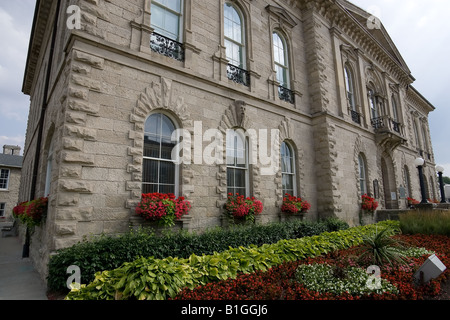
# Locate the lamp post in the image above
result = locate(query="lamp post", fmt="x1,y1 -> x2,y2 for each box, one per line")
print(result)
414,157 -> 428,204
436,165 -> 447,203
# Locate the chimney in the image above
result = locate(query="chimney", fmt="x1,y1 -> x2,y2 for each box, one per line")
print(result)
3,145 -> 21,156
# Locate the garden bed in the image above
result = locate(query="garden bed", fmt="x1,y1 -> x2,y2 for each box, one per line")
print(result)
173,234 -> 450,300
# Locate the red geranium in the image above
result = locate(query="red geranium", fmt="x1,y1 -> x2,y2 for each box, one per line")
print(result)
281,194 -> 311,214
361,194 -> 378,212
136,193 -> 191,227
224,193 -> 263,223
13,197 -> 48,227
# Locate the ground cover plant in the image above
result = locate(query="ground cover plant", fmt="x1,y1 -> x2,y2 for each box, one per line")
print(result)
48,218 -> 348,293
173,233 -> 450,300
65,221 -> 398,300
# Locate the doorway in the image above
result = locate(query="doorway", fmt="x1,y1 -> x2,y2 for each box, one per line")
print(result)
381,156 -> 398,209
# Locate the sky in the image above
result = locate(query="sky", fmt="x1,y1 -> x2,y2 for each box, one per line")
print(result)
0,0 -> 449,173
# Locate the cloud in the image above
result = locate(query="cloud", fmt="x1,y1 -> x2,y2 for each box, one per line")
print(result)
0,135 -> 25,152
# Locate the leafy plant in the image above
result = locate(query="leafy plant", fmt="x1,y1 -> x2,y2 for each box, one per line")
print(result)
356,227 -> 407,267
65,221 -> 400,300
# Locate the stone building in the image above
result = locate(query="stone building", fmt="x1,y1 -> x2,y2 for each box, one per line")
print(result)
21,0 -> 438,279
0,146 -> 23,222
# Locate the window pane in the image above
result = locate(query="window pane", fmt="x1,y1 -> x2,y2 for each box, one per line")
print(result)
144,134 -> 160,158
142,183 -> 158,194
159,161 -> 175,184
227,168 -> 235,188
145,114 -> 161,135
282,173 -> 293,192
160,184 -> 175,195
143,159 -> 159,183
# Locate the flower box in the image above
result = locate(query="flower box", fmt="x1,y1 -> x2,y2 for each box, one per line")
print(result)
279,194 -> 310,222
223,193 -> 263,225
136,193 -> 191,228
12,197 -> 48,228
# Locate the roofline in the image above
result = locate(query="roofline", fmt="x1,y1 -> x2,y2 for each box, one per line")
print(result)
22,0 -> 41,95
408,85 -> 436,111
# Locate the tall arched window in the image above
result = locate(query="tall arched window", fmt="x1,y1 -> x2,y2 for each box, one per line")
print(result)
224,3 -> 249,86
358,154 -> 368,196
143,113 -> 179,195
281,141 -> 296,196
368,88 -> 378,119
413,120 -> 421,149
224,3 -> 245,68
44,138 -> 54,196
391,95 -> 399,122
344,65 -> 356,111
273,32 -> 289,88
422,125 -> 429,153
226,129 -> 248,196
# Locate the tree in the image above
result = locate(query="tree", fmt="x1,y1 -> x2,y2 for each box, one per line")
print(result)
443,176 -> 450,185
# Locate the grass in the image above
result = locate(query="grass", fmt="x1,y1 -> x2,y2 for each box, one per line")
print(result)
399,210 -> 450,236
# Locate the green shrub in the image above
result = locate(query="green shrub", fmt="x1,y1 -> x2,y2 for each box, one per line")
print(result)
48,218 -> 349,293
65,221 -> 400,300
399,210 -> 450,236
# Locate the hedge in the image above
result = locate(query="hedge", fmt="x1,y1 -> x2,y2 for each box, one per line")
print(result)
48,218 -> 348,292
65,220 -> 400,300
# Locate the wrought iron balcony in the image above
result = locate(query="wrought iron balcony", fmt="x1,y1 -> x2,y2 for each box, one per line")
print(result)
278,86 -> 295,104
371,115 -> 406,152
150,32 -> 184,62
227,64 -> 250,87
351,110 -> 361,125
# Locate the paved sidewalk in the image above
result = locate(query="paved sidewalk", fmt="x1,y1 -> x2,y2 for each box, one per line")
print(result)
0,235 -> 48,300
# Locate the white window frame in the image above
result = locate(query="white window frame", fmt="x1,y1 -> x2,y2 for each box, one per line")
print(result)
281,141 -> 297,196
224,2 -> 246,69
150,0 -> 184,42
273,31 -> 290,89
344,65 -> 356,111
358,154 -> 368,196
0,168 -> 10,190
226,129 -> 249,197
142,112 -> 180,196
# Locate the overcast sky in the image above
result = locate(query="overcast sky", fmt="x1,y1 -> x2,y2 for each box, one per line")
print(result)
0,0 -> 449,173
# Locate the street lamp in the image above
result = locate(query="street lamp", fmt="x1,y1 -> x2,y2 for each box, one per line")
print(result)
414,157 -> 428,204
436,165 -> 447,203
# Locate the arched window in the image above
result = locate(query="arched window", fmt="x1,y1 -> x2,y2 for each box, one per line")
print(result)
368,88 -> 378,119
413,120 -> 421,149
224,3 -> 245,68
422,125 -> 429,152
226,129 -> 248,196
391,95 -> 399,122
143,113 -> 179,195
344,65 -> 356,111
281,141 -> 296,196
358,154 -> 368,196
44,138 -> 54,196
273,32 -> 289,88
224,3 -> 249,86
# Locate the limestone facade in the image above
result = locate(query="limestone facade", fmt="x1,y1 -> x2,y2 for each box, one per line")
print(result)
21,0 -> 438,280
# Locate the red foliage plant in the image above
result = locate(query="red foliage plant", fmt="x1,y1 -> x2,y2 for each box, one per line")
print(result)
173,234 -> 450,300
224,193 -> 263,220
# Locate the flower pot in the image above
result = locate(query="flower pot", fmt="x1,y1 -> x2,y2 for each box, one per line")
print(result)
279,212 -> 304,222
360,210 -> 375,226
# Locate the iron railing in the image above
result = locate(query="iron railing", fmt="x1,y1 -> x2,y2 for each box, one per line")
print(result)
150,32 -> 184,62
278,86 -> 295,104
351,110 -> 361,124
227,64 -> 250,87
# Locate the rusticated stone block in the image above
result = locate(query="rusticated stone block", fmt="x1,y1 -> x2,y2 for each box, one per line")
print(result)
62,151 -> 95,166
59,180 -> 95,194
